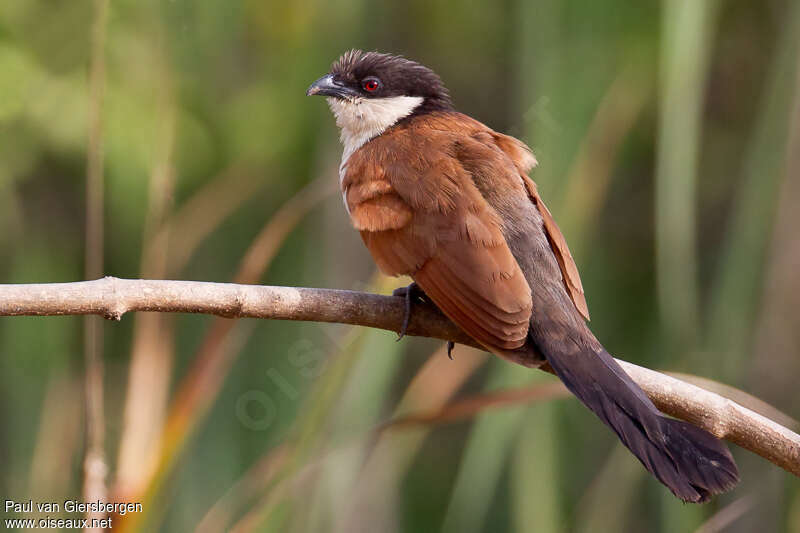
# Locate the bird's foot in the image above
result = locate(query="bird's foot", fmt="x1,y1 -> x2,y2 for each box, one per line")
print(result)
392,282 -> 427,340
393,283 -> 457,357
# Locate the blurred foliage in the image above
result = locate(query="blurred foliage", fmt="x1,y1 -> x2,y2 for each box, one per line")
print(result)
1,0 -> 799,532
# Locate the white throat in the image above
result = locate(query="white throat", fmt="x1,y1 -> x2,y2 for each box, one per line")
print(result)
327,95 -> 424,165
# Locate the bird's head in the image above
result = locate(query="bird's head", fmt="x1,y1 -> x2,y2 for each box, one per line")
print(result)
307,50 -> 452,151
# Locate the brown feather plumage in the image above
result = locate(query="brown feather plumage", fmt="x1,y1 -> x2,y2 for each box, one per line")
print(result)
344,113 -> 533,352
344,111 -> 589,334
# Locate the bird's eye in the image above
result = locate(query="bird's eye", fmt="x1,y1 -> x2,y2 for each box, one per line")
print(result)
362,78 -> 380,92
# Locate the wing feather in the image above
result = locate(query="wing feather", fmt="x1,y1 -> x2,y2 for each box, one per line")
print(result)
345,131 -> 532,352
456,123 -> 590,321
520,175 -> 590,320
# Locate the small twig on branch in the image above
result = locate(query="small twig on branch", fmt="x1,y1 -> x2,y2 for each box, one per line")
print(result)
0,277 -> 798,478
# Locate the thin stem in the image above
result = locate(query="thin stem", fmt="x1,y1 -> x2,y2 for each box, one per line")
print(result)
82,0 -> 109,530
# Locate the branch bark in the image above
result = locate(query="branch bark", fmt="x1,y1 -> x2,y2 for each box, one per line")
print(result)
1,277 -> 798,477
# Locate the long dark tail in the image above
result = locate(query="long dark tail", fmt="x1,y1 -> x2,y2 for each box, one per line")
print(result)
531,324 -> 739,502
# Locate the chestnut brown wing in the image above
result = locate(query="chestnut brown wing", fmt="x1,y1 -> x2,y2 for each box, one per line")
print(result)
488,130 -> 590,321
519,174 -> 590,321
343,133 -> 533,351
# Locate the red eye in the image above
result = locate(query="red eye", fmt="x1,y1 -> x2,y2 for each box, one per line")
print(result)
363,78 -> 380,92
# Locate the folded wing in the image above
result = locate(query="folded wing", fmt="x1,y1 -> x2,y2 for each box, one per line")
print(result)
343,131 -> 533,351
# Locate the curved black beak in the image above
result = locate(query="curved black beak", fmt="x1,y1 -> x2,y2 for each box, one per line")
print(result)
306,74 -> 358,99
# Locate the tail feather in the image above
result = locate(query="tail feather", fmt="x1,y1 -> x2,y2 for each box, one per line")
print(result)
539,335 -> 739,502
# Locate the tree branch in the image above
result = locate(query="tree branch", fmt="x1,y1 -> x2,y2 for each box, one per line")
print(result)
1,277 -> 798,477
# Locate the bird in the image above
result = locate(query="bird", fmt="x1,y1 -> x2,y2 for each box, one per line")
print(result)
306,49 -> 739,502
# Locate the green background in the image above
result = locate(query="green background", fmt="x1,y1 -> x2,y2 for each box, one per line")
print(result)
1,0 -> 799,531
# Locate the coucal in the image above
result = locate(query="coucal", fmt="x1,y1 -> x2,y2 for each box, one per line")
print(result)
307,50 -> 738,502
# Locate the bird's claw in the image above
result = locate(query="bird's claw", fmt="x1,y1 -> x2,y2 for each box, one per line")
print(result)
393,283 -> 455,358
393,282 -> 425,340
